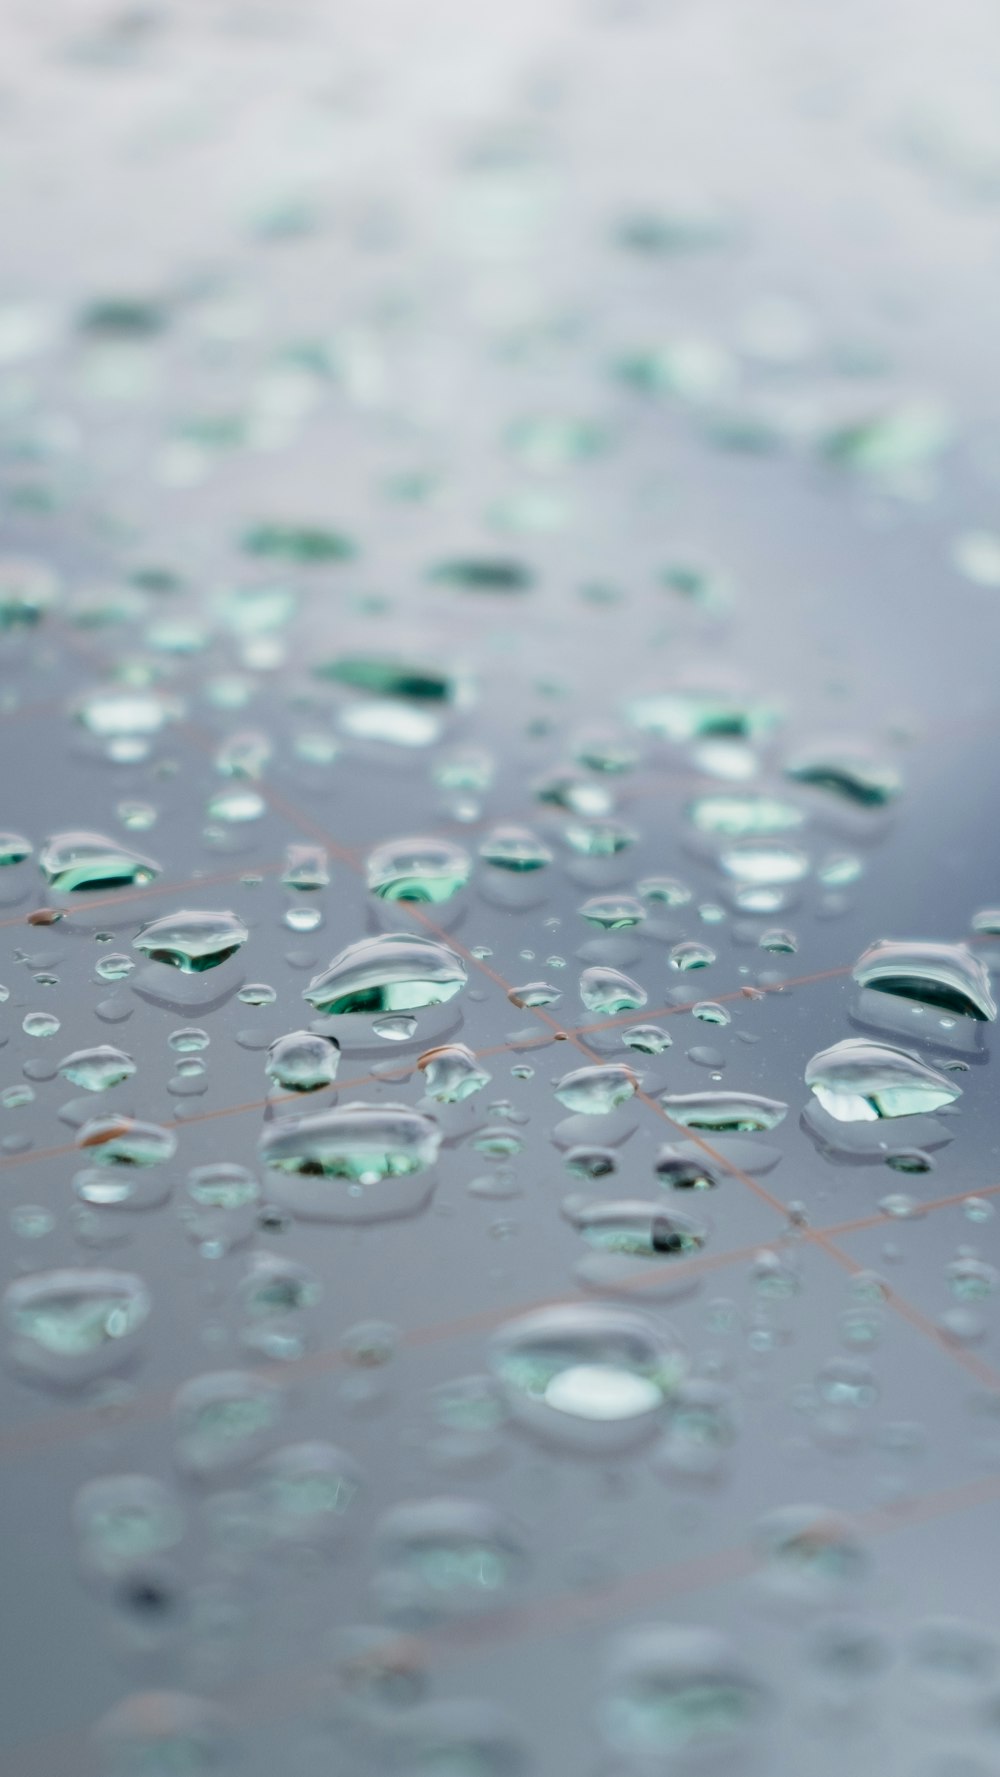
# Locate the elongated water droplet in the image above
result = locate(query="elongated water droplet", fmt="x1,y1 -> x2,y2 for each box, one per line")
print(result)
58,1045 -> 136,1092
554,1064 -> 637,1114
853,939 -> 996,1021
259,1102 -> 441,1220
304,933 -> 466,1013
659,1091 -> 787,1131
579,966 -> 647,1015
133,909 -> 249,973
785,747 -> 900,807
478,824 -> 553,871
40,831 -> 160,892
563,1197 -> 706,1256
805,1038 -> 961,1121
375,1497 -> 525,1624
603,1626 -> 765,1756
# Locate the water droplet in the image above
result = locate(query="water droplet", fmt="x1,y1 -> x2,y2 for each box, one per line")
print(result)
853,939 -> 996,1021
689,793 -> 805,836
507,981 -> 561,1008
670,940 -> 716,971
785,747 -> 900,807
418,1044 -> 491,1103
580,966 -> 647,1015
373,1013 -> 418,1041
237,982 -> 276,1006
492,1304 -> 685,1449
366,836 -> 471,903
23,1010 -> 60,1038
39,831 -> 159,892
96,953 -> 134,982
660,1091 -> 787,1131
173,1369 -> 283,1477
266,1029 -> 340,1092
602,1625 -> 765,1757
305,933 -> 467,1013
806,1038 -> 961,1121
564,1197 -> 706,1257
133,909 -> 249,974
0,831 -> 31,865
554,1064 -> 637,1114
579,894 -> 646,930
74,1474 -> 184,1575
257,1441 -> 361,1545
4,1267 -> 150,1384
622,1024 -> 672,1054
77,1116 -> 177,1167
58,1045 -> 136,1092
259,1101 -> 441,1220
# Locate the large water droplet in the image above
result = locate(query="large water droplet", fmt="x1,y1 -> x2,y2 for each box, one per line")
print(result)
5,1267 -> 150,1384
659,1091 -> 787,1131
133,909 -> 249,973
491,1303 -> 685,1449
39,831 -> 160,892
304,933 -> 467,1013
853,939 -> 996,1020
259,1101 -> 441,1220
805,1038 -> 962,1121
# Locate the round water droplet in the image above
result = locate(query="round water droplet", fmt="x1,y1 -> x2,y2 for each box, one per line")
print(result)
491,1303 -> 685,1450
266,1030 -> 340,1092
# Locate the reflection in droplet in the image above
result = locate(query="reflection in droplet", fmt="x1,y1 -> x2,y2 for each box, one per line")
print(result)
259,1102 -> 441,1221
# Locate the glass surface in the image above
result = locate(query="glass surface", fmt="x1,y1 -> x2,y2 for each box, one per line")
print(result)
2,3 -> 1000,1774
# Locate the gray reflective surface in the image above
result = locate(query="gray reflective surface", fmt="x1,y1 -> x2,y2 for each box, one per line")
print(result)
3,2 -> 1000,1774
